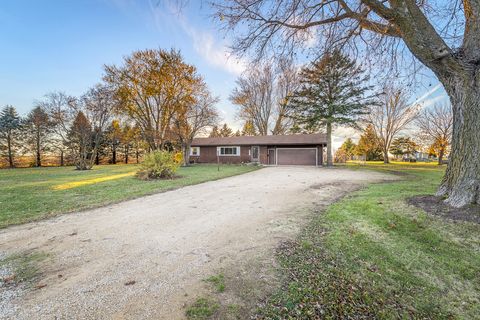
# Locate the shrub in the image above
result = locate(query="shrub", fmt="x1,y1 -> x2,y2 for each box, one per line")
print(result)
136,150 -> 182,180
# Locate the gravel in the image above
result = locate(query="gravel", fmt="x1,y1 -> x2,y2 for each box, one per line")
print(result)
0,166 -> 395,319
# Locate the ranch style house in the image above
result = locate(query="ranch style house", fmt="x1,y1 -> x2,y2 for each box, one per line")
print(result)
189,133 -> 327,166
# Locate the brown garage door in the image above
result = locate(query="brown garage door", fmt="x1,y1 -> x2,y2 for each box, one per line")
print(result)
276,148 -> 317,166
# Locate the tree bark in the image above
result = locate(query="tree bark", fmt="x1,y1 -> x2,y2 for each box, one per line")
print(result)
181,142 -> 191,167
7,133 -> 14,168
437,78 -> 480,207
124,145 -> 129,164
36,129 -> 41,167
60,150 -> 64,166
438,148 -> 445,166
326,122 -> 333,166
383,147 -> 389,164
112,146 -> 117,164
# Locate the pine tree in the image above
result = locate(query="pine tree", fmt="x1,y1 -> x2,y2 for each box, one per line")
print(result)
209,125 -> 220,137
0,105 -> 22,168
390,137 -> 418,160
338,138 -> 356,160
289,50 -> 375,166
219,123 -> 233,137
355,124 -> 383,161
68,111 -> 93,170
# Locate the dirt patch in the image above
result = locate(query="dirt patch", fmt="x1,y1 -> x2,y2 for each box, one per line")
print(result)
408,195 -> 480,224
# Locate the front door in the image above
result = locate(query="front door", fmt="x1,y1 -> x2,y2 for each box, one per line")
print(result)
268,149 -> 276,165
251,146 -> 259,162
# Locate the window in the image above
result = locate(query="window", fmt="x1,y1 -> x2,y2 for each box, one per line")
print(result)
190,147 -> 200,156
217,146 -> 240,156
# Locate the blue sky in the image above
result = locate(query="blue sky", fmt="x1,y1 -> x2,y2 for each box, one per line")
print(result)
0,0 -> 245,124
0,0 -> 448,144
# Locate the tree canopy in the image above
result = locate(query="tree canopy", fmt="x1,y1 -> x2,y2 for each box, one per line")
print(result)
289,50 -> 375,166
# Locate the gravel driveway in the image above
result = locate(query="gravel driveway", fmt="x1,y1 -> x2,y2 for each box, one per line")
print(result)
0,166 -> 395,319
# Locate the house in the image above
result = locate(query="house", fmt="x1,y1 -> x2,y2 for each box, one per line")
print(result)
189,133 -> 327,166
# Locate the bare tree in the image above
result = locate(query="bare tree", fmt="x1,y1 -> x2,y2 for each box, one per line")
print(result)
231,63 -> 274,135
416,103 -> 453,165
24,106 -> 52,167
366,88 -> 417,164
40,87 -> 114,170
231,59 -> 299,135
272,58 -> 299,134
173,84 -> 220,166
39,91 -> 77,166
80,84 -> 115,168
212,0 -> 479,207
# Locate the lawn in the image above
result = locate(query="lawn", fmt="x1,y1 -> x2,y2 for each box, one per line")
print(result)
255,162 -> 480,319
0,164 -> 260,228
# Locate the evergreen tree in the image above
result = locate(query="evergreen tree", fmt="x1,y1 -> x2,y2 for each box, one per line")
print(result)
209,125 -> 220,137
289,50 -> 375,166
0,105 -> 22,168
355,124 -> 383,161
68,111 -> 93,170
338,138 -> 356,161
219,123 -> 233,137
390,137 -> 418,160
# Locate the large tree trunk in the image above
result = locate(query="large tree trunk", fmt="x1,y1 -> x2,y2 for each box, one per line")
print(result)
437,79 -> 480,207
437,148 -> 445,166
326,122 -> 333,166
181,142 -> 191,167
7,133 -> 14,168
383,147 -> 389,164
124,145 -> 129,164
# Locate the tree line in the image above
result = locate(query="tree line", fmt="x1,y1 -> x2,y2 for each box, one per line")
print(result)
1,47 -> 452,171
229,49 -> 452,167
0,49 -> 219,169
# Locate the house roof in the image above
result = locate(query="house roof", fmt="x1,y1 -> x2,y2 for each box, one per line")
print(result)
191,133 -> 327,146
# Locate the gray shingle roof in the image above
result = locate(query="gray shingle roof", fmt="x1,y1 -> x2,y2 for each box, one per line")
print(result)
192,133 -> 327,146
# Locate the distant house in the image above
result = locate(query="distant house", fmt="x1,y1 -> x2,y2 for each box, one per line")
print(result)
189,133 -> 327,166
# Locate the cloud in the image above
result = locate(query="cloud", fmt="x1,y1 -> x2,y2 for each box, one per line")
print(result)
148,1 -> 246,75
185,27 -> 246,75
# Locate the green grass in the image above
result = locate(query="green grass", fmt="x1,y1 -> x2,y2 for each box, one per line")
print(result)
186,298 -> 220,319
205,273 -> 226,293
0,251 -> 48,286
0,164 -> 260,228
255,162 -> 480,319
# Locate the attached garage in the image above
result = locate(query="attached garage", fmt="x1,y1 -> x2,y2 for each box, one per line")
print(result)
190,133 -> 327,166
276,148 -> 317,166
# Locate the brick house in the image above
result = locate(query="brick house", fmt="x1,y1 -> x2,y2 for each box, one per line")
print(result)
189,133 -> 327,166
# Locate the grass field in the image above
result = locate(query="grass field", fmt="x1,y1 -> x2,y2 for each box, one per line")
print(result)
0,164 -> 260,228
255,162 -> 480,319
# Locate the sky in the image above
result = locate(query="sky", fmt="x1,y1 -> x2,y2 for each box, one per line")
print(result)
0,0 -> 449,149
